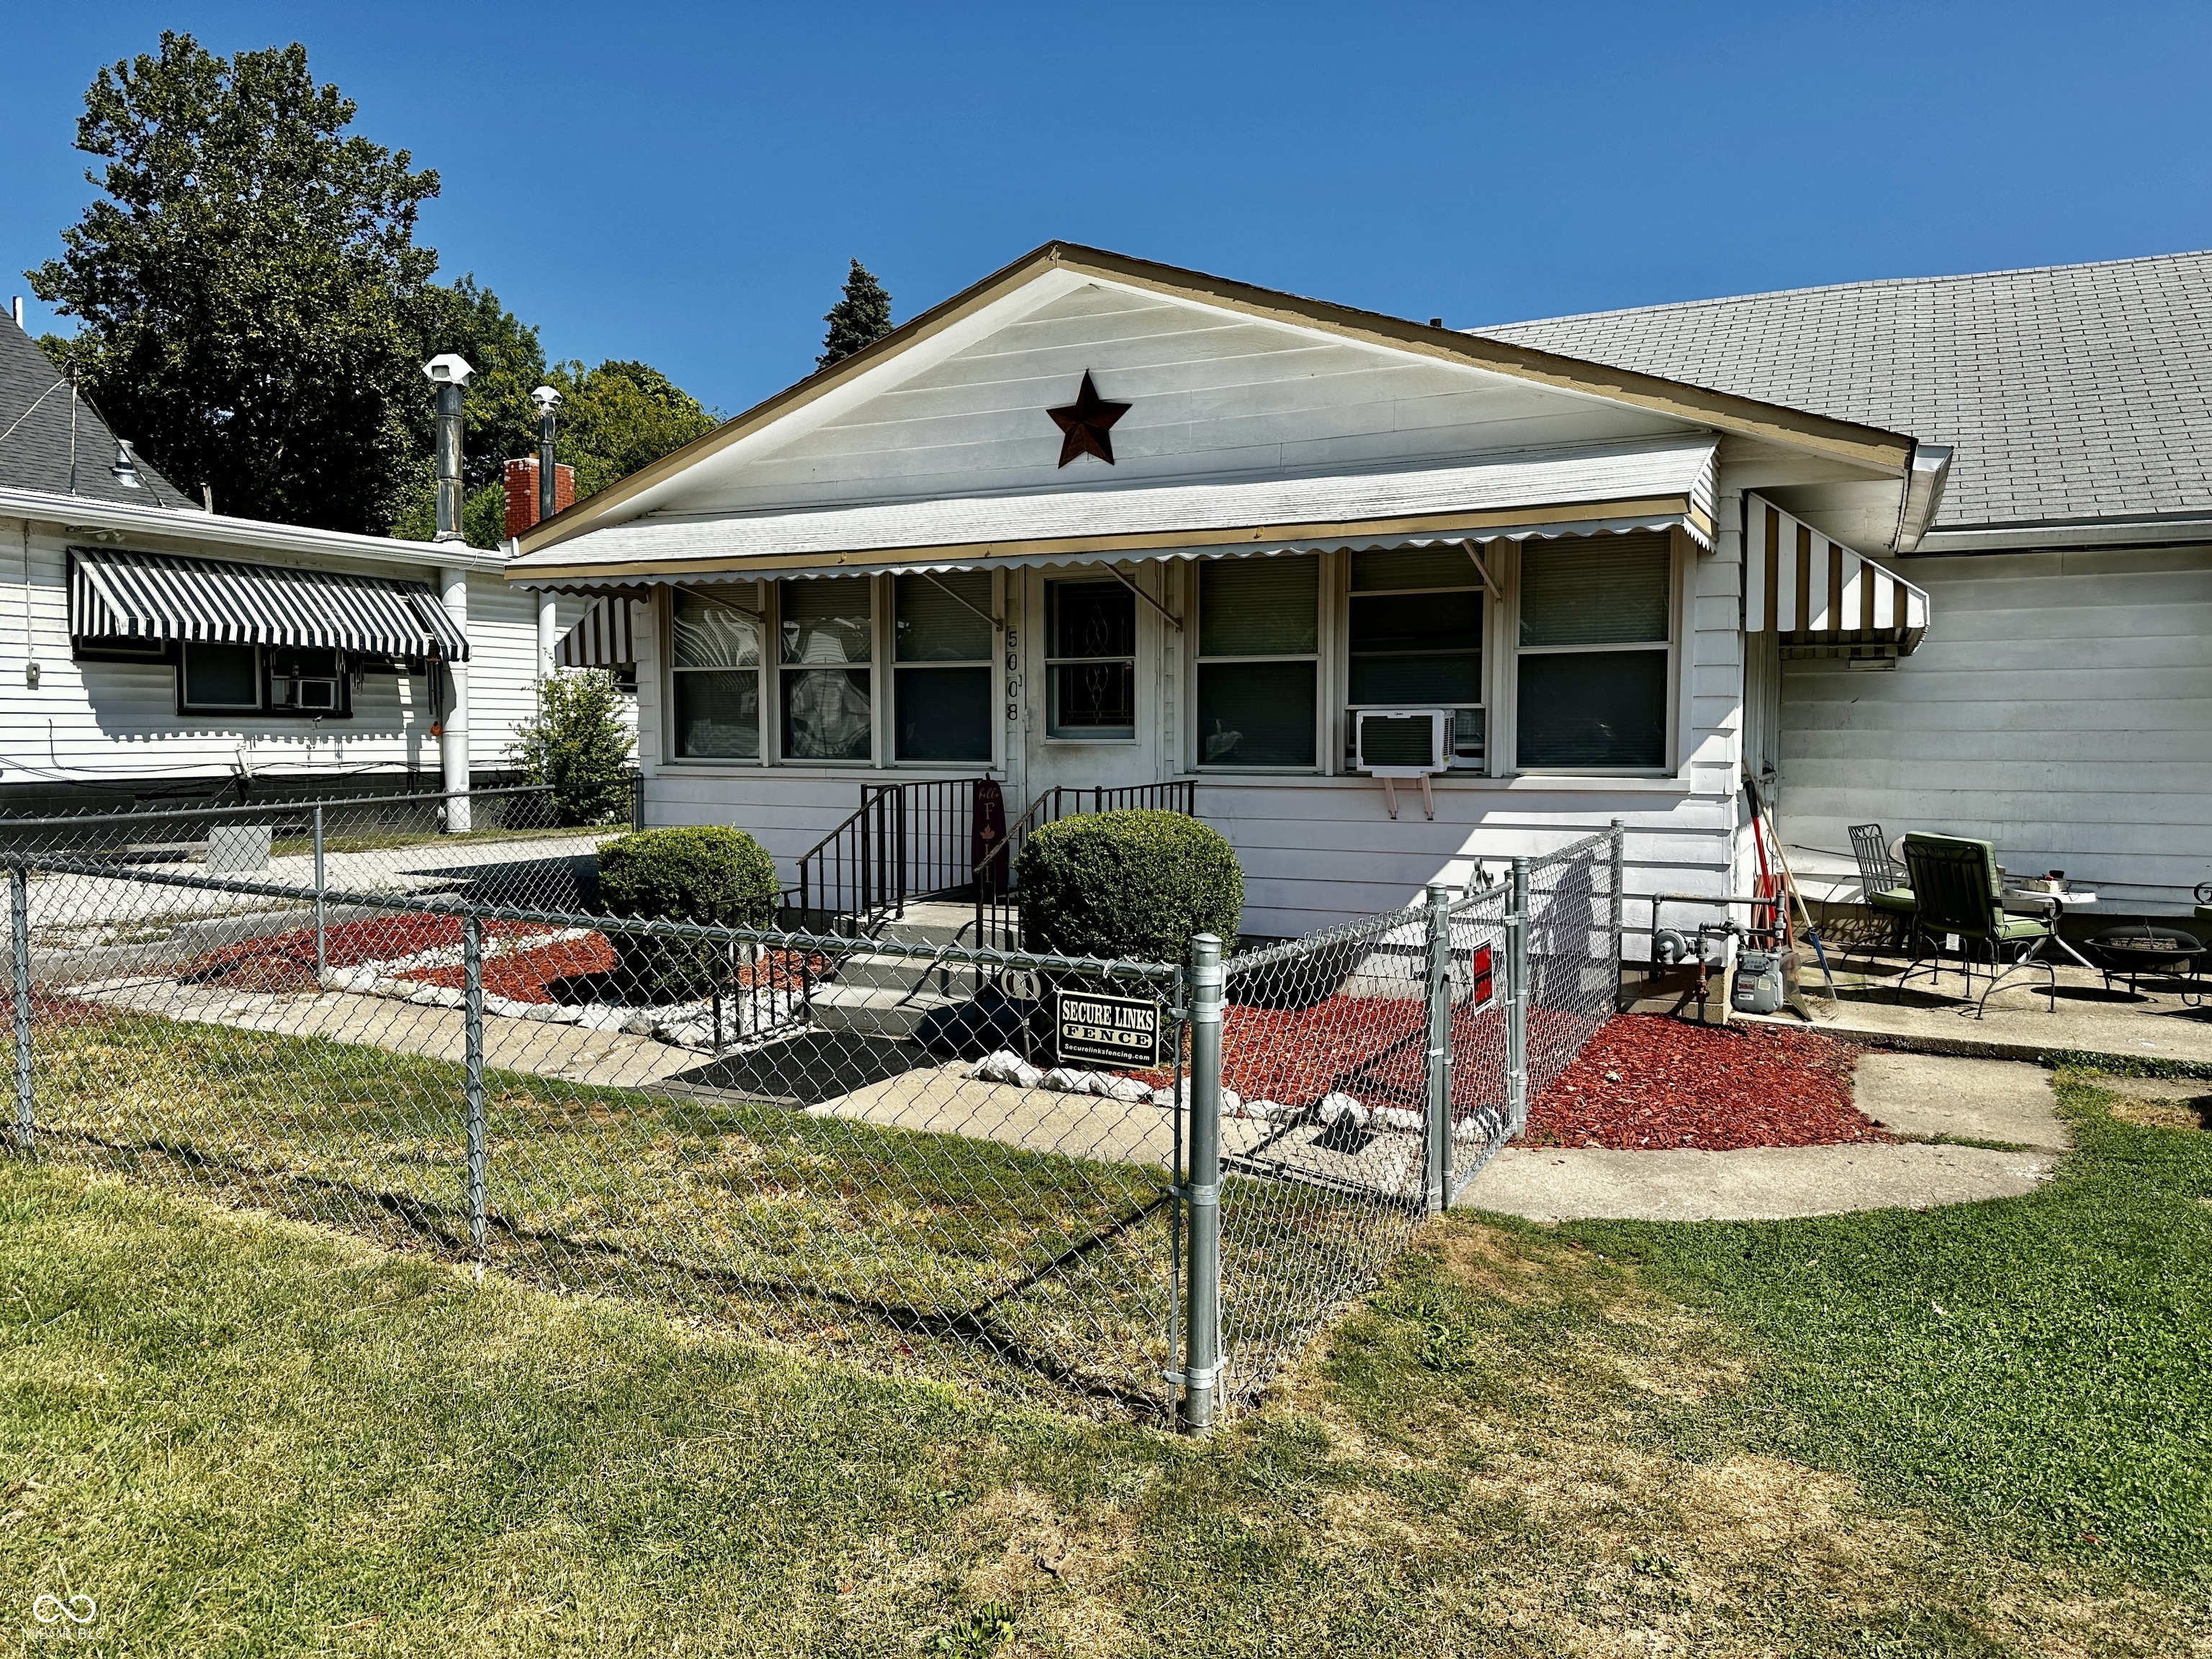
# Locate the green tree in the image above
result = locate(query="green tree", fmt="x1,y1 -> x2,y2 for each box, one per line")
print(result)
28,32 -> 441,534
547,358 -> 719,498
817,259 -> 894,369
510,668 -> 635,826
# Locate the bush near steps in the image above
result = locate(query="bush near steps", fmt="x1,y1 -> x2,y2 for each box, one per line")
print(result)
1016,810 -> 1242,965
595,826 -> 780,1001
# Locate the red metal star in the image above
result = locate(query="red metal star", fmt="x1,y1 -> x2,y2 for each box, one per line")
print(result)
1046,372 -> 1130,467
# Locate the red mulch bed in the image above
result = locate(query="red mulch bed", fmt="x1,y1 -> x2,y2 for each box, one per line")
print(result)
1529,1014 -> 1881,1150
183,911 -> 827,1007
1,991 -> 116,1028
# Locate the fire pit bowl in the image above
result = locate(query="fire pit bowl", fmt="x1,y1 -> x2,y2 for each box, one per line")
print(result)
2085,925 -> 2206,984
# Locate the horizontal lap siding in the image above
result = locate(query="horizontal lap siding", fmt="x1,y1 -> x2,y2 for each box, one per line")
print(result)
0,523 -> 546,788
698,285 -> 1688,513
1779,545 -> 2212,909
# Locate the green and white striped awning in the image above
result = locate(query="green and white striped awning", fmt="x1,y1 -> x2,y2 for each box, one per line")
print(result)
68,546 -> 469,662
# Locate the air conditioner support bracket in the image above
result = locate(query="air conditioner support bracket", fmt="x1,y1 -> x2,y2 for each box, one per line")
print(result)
1379,775 -> 1435,821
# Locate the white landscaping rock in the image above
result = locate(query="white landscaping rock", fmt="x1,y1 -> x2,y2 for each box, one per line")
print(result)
970,1050 -> 1045,1089
1370,1106 -> 1425,1134
1091,1074 -> 1154,1104
1317,1092 -> 1369,1128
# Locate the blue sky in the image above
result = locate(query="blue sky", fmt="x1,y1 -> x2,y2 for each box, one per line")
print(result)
6,2 -> 2211,418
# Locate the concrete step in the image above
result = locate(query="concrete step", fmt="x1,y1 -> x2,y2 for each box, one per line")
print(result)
828,950 -> 986,995
807,982 -> 967,1041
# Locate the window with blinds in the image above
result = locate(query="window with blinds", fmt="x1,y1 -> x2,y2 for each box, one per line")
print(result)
671,586 -> 765,760
894,571 -> 993,763
1196,554 -> 1318,768
780,576 -> 873,761
1515,532 -> 1671,770
1346,545 -> 1483,769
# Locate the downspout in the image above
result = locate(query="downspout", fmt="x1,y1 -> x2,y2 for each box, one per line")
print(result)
425,353 -> 475,832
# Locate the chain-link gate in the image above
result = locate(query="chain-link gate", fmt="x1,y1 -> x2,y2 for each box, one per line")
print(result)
1,815 -> 1624,1430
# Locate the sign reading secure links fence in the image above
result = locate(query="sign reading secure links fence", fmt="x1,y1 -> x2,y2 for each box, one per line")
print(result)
1,815 -> 1621,1429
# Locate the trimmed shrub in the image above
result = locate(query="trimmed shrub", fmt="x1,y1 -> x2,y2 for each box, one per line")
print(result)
1016,810 -> 1242,964
595,826 -> 780,1001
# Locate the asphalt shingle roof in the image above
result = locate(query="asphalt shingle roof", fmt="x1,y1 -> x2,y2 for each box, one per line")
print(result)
1479,251 -> 2212,532
0,320 -> 197,510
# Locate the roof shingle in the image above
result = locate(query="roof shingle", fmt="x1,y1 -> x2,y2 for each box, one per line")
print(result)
1480,251 -> 2212,531
0,321 -> 198,510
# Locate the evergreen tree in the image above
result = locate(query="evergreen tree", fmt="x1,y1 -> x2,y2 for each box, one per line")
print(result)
817,259 -> 894,369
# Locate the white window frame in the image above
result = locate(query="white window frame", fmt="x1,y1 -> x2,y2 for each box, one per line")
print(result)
1340,547 -> 1486,775
665,581 -> 768,766
1500,529 -> 1685,778
775,573 -> 878,767
1043,573 -> 1140,744
1190,552 -> 1324,773
889,568 -> 999,768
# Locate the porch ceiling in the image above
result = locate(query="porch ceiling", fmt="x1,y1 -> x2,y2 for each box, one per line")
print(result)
507,436 -> 1716,588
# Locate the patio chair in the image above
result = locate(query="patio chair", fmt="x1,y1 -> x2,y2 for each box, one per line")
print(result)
1848,822 -> 1916,945
1897,832 -> 2056,1017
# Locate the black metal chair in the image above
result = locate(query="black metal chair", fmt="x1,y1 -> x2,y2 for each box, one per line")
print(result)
1897,832 -> 2056,1016
1848,822 -> 1917,948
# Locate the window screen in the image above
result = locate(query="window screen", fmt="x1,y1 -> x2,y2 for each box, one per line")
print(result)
1347,546 -> 1483,768
781,577 -> 873,761
1197,555 -> 1317,768
180,642 -> 259,711
1515,534 -> 1671,770
671,587 -> 763,759
895,572 -> 992,762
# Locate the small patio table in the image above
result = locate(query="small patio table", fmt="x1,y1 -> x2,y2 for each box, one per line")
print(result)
2000,886 -> 2098,971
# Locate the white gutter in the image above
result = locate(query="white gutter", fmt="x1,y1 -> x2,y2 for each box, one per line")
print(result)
0,486 -> 509,574
1890,444 -> 1952,553
1915,511 -> 2212,554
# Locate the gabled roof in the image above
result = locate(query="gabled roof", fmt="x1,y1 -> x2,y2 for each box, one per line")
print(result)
517,242 -> 1920,556
0,320 -> 200,510
1481,251 -> 2212,538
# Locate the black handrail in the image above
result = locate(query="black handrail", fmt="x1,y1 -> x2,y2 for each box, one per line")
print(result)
791,778 -> 976,935
971,781 -> 1197,953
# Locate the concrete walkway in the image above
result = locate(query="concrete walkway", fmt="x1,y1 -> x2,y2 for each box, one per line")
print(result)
1457,1052 -> 2066,1223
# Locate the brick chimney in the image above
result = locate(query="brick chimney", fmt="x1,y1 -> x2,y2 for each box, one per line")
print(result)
504,457 -> 577,538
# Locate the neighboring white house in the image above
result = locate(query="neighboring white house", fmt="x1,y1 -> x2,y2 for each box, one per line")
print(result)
505,243 -> 1946,939
0,307 -> 598,812
1483,251 -> 2212,914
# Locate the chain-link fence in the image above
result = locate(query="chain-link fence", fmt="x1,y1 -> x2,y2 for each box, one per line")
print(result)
0,782 -> 641,968
0,821 -> 1623,1429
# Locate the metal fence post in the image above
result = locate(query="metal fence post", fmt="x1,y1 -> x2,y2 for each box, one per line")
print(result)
1506,857 -> 1530,1138
1423,881 -> 1455,1215
1608,817 -> 1626,1012
463,912 -> 487,1256
1182,932 -> 1225,1435
313,804 -> 328,981
11,864 -> 31,1151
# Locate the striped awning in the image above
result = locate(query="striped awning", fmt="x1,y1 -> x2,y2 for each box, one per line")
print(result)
69,546 -> 468,662
1744,495 -> 1928,660
556,595 -> 638,667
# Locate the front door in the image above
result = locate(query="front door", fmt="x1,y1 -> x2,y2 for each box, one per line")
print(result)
1019,562 -> 1172,804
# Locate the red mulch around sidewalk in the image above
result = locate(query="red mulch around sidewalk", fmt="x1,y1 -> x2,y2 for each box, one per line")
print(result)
1529,1014 -> 1882,1151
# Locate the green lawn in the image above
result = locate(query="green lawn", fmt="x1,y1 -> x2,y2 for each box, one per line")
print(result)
3,1069 -> 2206,1655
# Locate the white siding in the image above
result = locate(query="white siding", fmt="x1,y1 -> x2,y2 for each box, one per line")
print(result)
680,284 -> 1693,515
1779,544 -> 2212,911
0,518 -> 554,789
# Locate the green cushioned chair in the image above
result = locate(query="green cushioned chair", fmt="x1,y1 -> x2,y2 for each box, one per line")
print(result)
1899,832 -> 2056,1017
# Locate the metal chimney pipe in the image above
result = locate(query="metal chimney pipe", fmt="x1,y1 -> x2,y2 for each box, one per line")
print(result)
531,385 -> 562,526
422,354 -> 475,542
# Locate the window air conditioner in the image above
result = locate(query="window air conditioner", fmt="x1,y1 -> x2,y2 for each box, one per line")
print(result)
1353,708 -> 1452,821
290,678 -> 340,711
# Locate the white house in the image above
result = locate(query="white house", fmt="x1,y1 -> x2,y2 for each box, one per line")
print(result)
0,309 -> 598,816
1484,251 -> 2212,913
505,243 -> 1948,940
